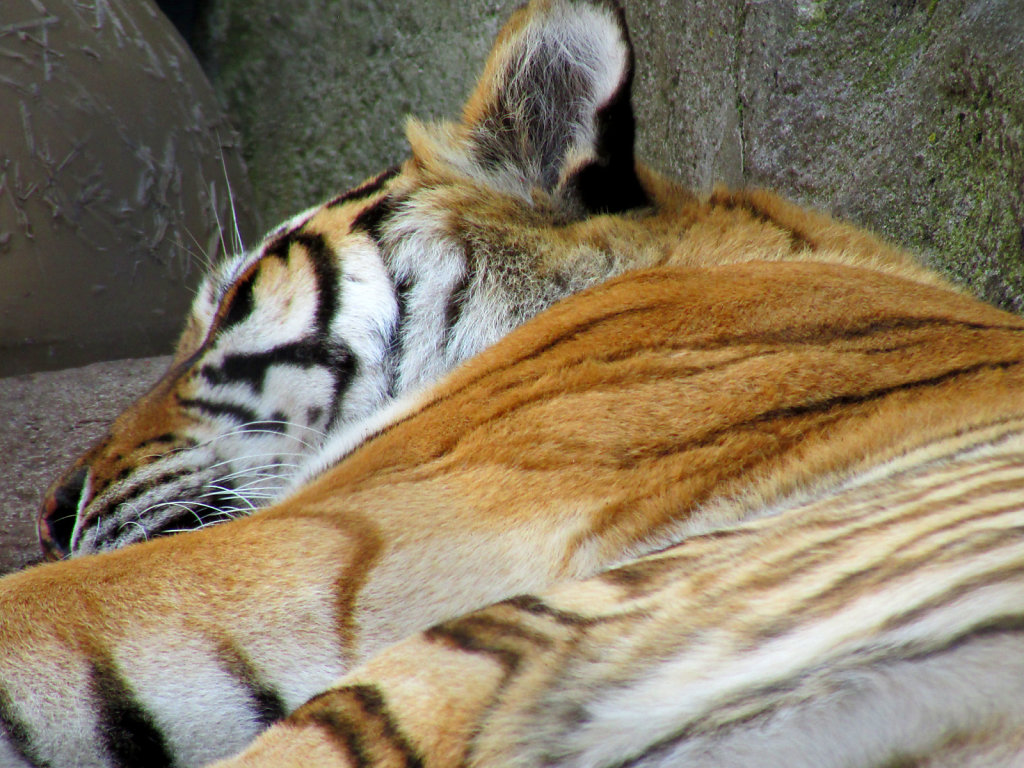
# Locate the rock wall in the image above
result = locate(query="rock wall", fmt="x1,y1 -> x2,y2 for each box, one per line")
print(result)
196,0 -> 1024,309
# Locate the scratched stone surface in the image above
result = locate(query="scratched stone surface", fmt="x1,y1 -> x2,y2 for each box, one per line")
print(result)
0,355 -> 170,573
0,0 -> 260,376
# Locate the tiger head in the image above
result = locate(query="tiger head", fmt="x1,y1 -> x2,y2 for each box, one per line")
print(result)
37,0 -> 652,558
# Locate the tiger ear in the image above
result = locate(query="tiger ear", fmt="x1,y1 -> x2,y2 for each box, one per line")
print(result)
408,0 -> 648,215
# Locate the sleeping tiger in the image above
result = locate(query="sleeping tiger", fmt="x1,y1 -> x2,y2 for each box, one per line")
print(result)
3,0 -> 1023,766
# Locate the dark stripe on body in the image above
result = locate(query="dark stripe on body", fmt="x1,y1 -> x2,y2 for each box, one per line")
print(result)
347,686 -> 423,768
395,334 -> 1023,475
293,685 -> 423,768
386,279 -> 414,399
618,605 -> 1024,768
742,517 -> 1024,643
213,638 -> 287,726
731,360 -> 1024,444
89,656 -> 175,768
0,686 -> 50,768
425,614 -> 554,675
554,310 -> 1024,374
715,194 -> 815,252
503,595 -> 595,626
442,273 -> 472,354
881,560 -> 1024,644
369,283 -> 1024,444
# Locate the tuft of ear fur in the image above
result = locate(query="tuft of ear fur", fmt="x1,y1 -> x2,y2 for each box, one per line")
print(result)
408,0 -> 648,215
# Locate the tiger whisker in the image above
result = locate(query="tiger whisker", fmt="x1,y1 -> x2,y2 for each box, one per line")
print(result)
204,456 -> 302,475
172,230 -> 216,275
230,480 -> 287,496
219,468 -> 288,483
208,180 -> 231,263
221,419 -> 329,441
216,137 -> 246,255
115,519 -> 150,542
215,429 -> 323,451
159,499 -> 247,527
199,484 -> 259,512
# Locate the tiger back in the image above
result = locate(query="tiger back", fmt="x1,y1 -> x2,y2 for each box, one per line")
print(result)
6,260 -> 1024,766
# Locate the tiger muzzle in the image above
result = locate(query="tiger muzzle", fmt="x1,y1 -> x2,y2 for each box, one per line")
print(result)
38,465 -> 89,560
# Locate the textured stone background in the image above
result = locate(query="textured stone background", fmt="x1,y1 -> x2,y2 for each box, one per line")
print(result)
1,0 -> 1022,570
197,0 -> 1024,309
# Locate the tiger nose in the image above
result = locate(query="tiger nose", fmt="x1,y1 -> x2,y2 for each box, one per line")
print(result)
38,466 -> 89,560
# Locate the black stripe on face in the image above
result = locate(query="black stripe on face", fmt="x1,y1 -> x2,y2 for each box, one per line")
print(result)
326,166 -> 401,209
177,395 -> 261,427
218,266 -> 258,332
200,341 -> 339,391
199,234 -> 352,393
290,233 -> 339,336
191,229 -> 360,438
351,195 -> 399,243
89,656 -> 174,768
0,686 -> 49,768
100,468 -> 195,513
287,231 -> 367,428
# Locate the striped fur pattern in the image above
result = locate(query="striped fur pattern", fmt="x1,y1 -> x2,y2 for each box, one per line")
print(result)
241,417 -> 1024,768
5,262 -> 1024,767
3,0 -> 1021,766
36,0 -> 939,558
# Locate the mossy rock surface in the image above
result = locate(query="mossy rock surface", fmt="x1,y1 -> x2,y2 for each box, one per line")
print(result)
196,0 -> 1024,309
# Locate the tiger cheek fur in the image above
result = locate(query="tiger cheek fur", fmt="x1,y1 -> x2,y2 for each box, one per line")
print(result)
38,184 -> 403,557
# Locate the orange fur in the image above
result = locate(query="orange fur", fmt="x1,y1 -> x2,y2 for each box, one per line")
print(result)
7,263 -> 1024,765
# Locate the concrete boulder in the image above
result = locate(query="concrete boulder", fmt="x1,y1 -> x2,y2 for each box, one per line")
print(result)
0,0 -> 259,377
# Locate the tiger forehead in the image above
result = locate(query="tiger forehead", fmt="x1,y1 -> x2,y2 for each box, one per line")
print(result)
218,165 -> 403,290
298,187 -> 393,253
